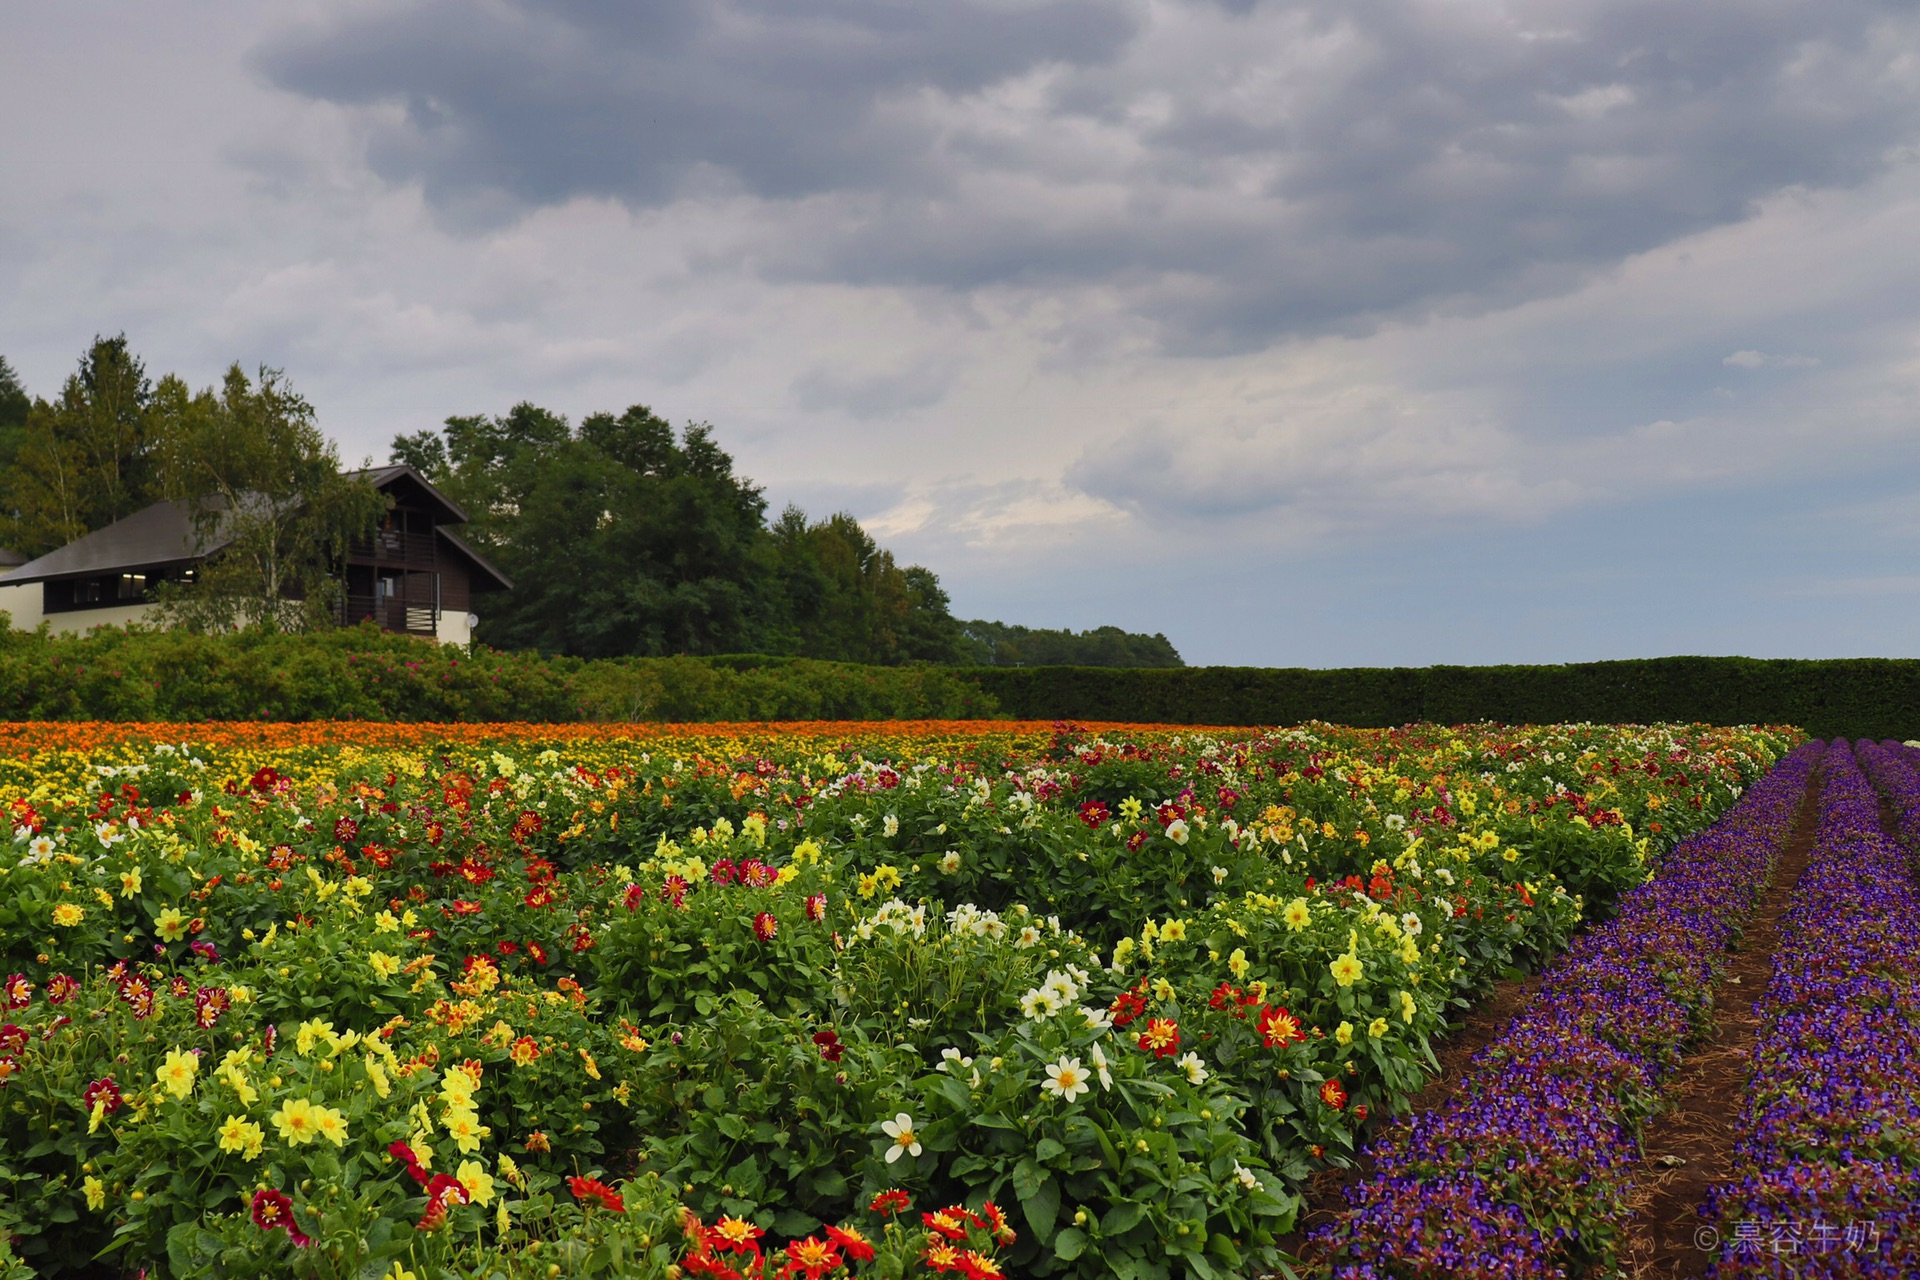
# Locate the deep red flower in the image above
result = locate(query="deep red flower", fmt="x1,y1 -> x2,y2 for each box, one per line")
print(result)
82,1076 -> 123,1115
623,883 -> 647,911
777,1235 -> 843,1279
3,974 -> 31,1009
388,1140 -> 429,1185
1136,1017 -> 1181,1058
250,1187 -> 310,1244
805,893 -> 827,921
825,1223 -> 876,1262
812,1029 -> 844,1062
0,1024 -> 25,1056
753,912 -> 779,942
1319,1079 -> 1348,1109
868,1189 -> 911,1215
568,1175 -> 625,1213
44,974 -> 78,1005
1255,1005 -> 1304,1049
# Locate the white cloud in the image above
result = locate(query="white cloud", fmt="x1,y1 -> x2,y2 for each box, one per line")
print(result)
1723,349 -> 1822,369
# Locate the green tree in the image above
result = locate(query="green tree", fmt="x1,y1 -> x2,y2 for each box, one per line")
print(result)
401,403 -> 774,657
1,335 -> 160,555
388,428 -> 449,479
0,355 -> 28,475
393,405 -> 971,663
768,509 -> 965,663
958,620 -> 1184,667
0,357 -> 29,544
149,365 -> 386,632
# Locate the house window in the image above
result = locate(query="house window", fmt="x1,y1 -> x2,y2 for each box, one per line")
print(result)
43,568 -> 187,613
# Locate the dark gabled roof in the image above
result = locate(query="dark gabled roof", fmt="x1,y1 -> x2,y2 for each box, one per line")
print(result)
345,464 -> 470,525
0,501 -> 223,585
437,526 -> 513,592
0,468 -> 481,588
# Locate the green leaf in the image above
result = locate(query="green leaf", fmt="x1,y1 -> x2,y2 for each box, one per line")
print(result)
1034,1137 -> 1066,1163
1011,1158 -> 1045,1203
1018,1169 -> 1060,1244
1103,1200 -> 1147,1236
773,1209 -> 821,1236
1053,1226 -> 1088,1260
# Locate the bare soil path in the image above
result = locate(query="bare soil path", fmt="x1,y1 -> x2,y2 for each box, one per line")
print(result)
1611,773 -> 1824,1278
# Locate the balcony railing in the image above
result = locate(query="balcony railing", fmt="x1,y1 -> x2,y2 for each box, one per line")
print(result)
340,593 -> 438,637
346,529 -> 437,566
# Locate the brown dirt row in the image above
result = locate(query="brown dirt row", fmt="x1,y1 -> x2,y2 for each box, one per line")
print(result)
1611,772 -> 1824,1278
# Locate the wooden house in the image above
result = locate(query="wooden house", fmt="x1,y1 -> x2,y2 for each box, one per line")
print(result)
0,466 -> 510,644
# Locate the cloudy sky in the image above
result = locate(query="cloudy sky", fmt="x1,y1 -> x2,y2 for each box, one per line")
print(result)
5,0 -> 1919,665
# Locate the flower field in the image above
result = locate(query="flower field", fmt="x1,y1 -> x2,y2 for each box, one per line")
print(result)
0,718 -> 1796,1280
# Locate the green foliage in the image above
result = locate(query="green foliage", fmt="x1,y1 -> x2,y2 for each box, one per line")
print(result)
959,621 -> 1184,669
394,405 -> 973,664
0,624 -> 1001,722
959,656 -> 1920,739
0,355 -> 29,483
1,335 -> 163,556
147,364 -> 388,633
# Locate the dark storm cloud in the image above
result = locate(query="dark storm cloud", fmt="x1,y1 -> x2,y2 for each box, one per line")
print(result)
256,0 -> 1137,206
259,0 -> 1920,345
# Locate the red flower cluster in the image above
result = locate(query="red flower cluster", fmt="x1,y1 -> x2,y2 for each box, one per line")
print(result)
193,985 -> 230,1029
920,1201 -> 1015,1277
681,1210 -> 765,1279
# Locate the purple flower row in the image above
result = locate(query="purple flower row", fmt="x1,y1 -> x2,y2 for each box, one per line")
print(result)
1314,741 -> 1823,1280
1699,740 -> 1920,1278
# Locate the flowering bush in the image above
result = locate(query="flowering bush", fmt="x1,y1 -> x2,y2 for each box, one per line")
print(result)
0,719 -> 1795,1277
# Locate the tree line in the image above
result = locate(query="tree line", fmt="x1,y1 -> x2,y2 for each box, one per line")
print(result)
1,338 -> 1182,667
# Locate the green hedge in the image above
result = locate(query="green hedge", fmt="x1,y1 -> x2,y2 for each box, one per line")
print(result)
957,657 -> 1919,739
0,625 -> 1000,722
4,623 -> 1912,734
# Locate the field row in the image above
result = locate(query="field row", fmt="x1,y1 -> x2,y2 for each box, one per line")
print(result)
1699,741 -> 1920,1276
0,721 -> 1795,1279
1315,741 -> 1818,1277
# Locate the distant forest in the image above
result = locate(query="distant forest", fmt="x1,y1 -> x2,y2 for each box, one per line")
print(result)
0,339 -> 1182,667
